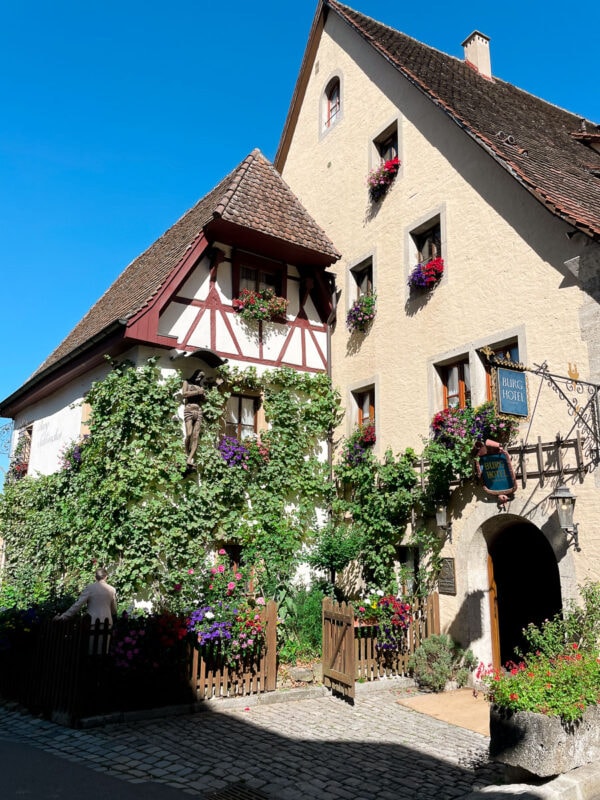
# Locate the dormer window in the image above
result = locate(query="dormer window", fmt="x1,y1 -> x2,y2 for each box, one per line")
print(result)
323,77 -> 341,130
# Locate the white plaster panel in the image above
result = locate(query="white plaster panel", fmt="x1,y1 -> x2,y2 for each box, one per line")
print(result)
218,261 -> 233,303
213,313 -> 238,354
305,332 -> 323,370
230,317 -> 260,358
284,327 -> 303,365
262,323 -> 289,361
304,296 -> 320,324
179,258 -> 211,300
187,311 -> 211,350
158,302 -> 198,340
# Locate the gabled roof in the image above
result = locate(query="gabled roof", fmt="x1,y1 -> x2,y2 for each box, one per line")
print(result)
276,0 -> 600,239
9,149 -> 339,401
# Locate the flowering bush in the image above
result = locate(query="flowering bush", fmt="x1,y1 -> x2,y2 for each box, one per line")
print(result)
187,600 -> 265,669
355,591 -> 411,651
59,437 -> 88,471
477,645 -> 600,723
367,157 -> 400,201
110,611 -> 189,671
232,288 -> 288,322
346,293 -> 376,333
342,424 -> 376,466
218,435 -> 249,468
408,257 -> 444,290
431,402 -> 519,448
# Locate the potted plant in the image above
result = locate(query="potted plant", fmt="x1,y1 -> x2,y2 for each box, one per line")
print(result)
408,257 -> 444,291
478,583 -> 600,777
232,288 -> 288,322
367,157 -> 400,202
346,293 -> 376,333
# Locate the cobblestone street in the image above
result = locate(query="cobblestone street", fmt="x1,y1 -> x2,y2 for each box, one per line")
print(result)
0,684 -> 505,800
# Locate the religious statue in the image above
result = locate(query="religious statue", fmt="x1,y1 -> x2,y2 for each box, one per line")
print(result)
182,370 -> 207,466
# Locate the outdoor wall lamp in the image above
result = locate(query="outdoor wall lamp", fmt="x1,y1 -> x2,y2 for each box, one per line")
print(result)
435,504 -> 452,542
549,484 -> 581,551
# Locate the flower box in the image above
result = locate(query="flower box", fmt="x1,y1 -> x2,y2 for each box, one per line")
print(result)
346,293 -> 376,333
232,288 -> 288,322
490,703 -> 600,778
367,157 -> 400,202
408,257 -> 444,291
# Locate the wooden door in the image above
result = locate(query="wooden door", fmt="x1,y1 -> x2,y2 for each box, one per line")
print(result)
487,554 -> 501,670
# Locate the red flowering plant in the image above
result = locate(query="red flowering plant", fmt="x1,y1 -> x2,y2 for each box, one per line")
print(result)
341,424 -> 376,467
477,583 -> 600,722
367,157 -> 401,202
355,590 -> 412,652
408,257 -> 444,291
232,288 -> 288,322
476,645 -> 600,723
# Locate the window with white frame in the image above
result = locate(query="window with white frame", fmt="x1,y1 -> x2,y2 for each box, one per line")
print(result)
323,77 -> 341,130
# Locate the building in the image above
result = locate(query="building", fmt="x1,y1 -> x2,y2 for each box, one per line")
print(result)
3,0 -> 600,668
0,149 -> 339,476
275,1 -> 600,666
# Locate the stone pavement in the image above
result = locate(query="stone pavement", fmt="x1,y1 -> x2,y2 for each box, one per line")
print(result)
0,682 -> 505,800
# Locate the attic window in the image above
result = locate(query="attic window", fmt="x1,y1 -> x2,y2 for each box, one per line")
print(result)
323,77 -> 341,131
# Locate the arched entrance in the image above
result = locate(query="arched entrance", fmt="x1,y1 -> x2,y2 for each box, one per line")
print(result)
488,521 -> 562,665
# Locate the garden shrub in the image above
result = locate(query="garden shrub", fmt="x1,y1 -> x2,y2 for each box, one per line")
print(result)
409,633 -> 477,692
278,585 -> 324,663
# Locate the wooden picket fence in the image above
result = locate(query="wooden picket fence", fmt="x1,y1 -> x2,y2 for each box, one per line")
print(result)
0,601 -> 278,726
322,593 -> 440,698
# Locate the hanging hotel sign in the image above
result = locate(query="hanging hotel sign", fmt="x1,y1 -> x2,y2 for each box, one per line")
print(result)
496,367 -> 529,417
474,440 -> 517,499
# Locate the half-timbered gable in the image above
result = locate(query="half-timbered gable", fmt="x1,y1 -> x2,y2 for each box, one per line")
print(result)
1,149 -> 340,474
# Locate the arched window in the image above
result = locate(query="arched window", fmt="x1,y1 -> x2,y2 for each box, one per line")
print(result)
323,77 -> 341,130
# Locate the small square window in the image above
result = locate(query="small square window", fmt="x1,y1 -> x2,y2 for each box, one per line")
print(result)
350,258 -> 373,300
413,220 -> 441,264
373,122 -> 398,163
225,395 -> 259,440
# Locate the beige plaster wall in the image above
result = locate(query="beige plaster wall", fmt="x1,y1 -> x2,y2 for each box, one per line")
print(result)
281,14 -> 600,659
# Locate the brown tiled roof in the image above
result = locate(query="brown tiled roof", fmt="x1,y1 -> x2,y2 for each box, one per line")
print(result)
321,1 -> 600,238
29,149 -> 340,380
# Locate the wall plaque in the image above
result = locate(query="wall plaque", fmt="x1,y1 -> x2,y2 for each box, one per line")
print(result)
438,558 -> 456,595
496,367 -> 529,417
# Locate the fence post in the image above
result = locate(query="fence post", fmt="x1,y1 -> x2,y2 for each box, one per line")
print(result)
263,600 -> 278,691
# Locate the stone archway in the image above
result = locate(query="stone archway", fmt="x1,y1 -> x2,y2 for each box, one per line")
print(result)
487,521 -> 562,664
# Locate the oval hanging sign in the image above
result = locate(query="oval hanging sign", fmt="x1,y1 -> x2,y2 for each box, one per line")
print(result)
474,440 -> 517,499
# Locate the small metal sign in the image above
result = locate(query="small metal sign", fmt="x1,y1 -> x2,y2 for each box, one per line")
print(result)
496,367 -> 529,417
477,451 -> 517,497
438,558 -> 456,595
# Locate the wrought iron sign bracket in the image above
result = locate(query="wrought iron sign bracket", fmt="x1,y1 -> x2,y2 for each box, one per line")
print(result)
530,362 -> 600,468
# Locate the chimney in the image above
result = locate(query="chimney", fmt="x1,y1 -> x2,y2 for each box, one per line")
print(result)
461,31 -> 492,80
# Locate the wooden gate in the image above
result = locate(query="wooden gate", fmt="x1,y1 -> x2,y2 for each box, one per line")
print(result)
322,598 -> 355,699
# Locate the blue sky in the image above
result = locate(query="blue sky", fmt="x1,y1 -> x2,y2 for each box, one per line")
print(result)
1,0 -> 598,473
